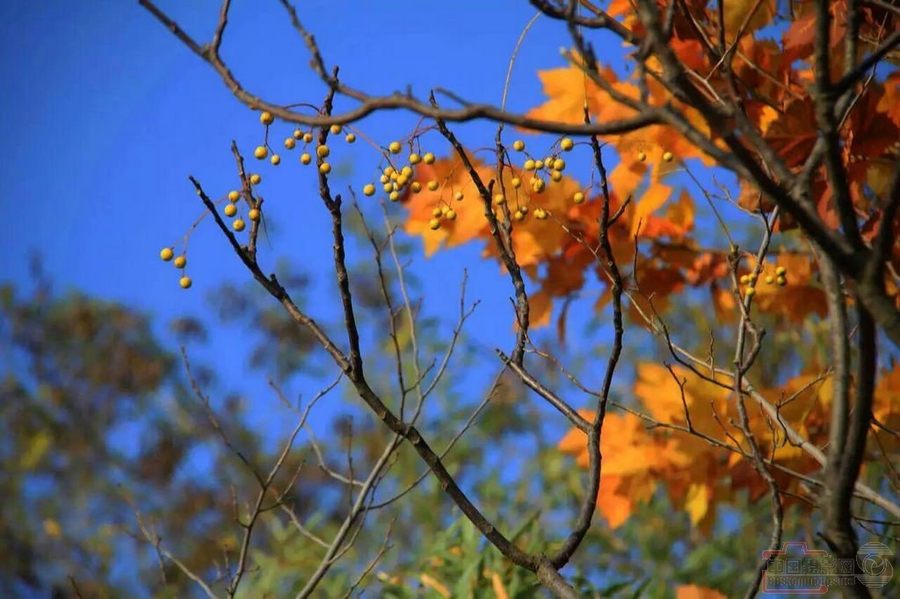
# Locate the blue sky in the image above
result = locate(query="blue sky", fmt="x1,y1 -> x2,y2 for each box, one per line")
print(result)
0,2 -> 622,451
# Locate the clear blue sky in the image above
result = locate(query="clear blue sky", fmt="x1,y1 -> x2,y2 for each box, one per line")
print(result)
0,1 -> 620,450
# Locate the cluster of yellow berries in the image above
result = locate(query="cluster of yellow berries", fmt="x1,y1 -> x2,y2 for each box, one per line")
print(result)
257,111 -> 356,175
508,138 -> 585,206
159,247 -> 192,289
221,189 -> 261,232
363,148 -> 436,202
637,150 -> 675,163
741,265 -> 787,297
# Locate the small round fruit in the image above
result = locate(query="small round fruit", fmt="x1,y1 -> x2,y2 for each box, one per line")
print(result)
383,182 -> 394,193
775,266 -> 786,276
293,129 -> 303,140
259,111 -> 274,125
454,191 -> 464,202
224,203 -> 237,217
389,191 -> 400,201
284,138 -> 296,149
446,209 -> 457,221
411,181 -> 422,193
330,124 -> 342,134
765,275 -> 775,284
316,145 -> 330,158
401,165 -> 413,177
776,276 -> 787,286
513,210 -> 525,221
270,154 -> 281,165
388,141 -> 402,154
233,218 -> 246,232
553,158 -> 566,171
739,274 -> 750,284
560,137 -> 574,151
254,146 -> 268,159
511,177 -> 522,188
550,170 -> 563,182
228,190 -> 240,202
427,180 -> 439,191
345,133 -> 356,143
745,287 -> 756,298
532,178 -> 546,193
432,207 -> 443,218
534,160 -> 544,170
423,152 -> 435,164
523,159 -> 536,171
319,162 -> 332,174
160,247 -> 174,261
428,218 -> 441,230
173,255 -> 187,269
637,151 -> 647,162
248,208 -> 260,221
662,151 -> 674,162
494,194 -> 506,205
300,153 -> 312,165
512,140 -> 525,151
363,184 -> 376,196
573,191 -> 585,204
179,276 -> 192,289
302,132 -> 313,143
534,208 -> 548,220
249,174 -> 262,185
409,153 -> 421,164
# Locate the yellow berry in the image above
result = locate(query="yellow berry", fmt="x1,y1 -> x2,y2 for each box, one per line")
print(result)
748,272 -> 758,283
379,174 -> 389,184
423,152 -> 435,164
228,190 -> 240,202
270,154 -> 281,165
427,180 -> 439,191
401,165 -> 413,177
776,276 -> 787,286
411,181 -> 422,193
553,158 -> 566,171
389,191 -> 400,201
637,151 -> 647,162
316,145 -> 330,158
513,210 -> 525,221
293,129 -> 303,139
446,209 -> 457,220
259,111 -> 274,126
254,146 -> 268,159
663,151 -> 674,162
494,194 -> 506,205
432,207 -> 443,218
363,184 -> 376,196
534,208 -> 548,220
173,255 -> 187,269
224,203 -> 237,217
388,141 -> 402,154
160,247 -> 174,262
532,178 -> 546,193
319,162 -> 332,174
560,137 -> 574,151
330,124 -> 342,134
550,170 -> 563,182
573,191 -> 585,203
409,153 -> 422,164
511,177 -> 522,188
302,132 -> 313,143
429,218 -> 441,230
765,275 -> 775,284
345,133 -> 356,143
179,276 -> 192,289
534,160 -> 544,170
285,138 -> 296,149
523,159 -> 536,171
233,218 -> 246,232
746,287 -> 756,297
249,174 -> 261,185
300,153 -> 312,165
390,171 -> 399,181
454,191 -> 464,202
775,266 -> 786,276
248,208 -> 260,221
740,274 -> 750,284
512,140 -> 525,151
